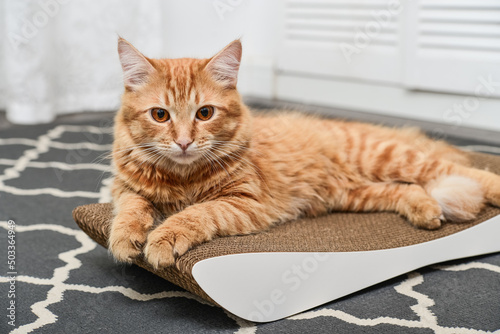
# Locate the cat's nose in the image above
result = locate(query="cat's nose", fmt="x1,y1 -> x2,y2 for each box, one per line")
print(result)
175,138 -> 193,152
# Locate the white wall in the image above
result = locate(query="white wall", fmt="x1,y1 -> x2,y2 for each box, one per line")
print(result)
153,1 -> 279,58
155,0 -> 500,133
144,0 -> 280,98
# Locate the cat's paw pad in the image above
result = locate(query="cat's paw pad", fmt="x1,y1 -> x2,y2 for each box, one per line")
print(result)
108,223 -> 147,263
144,227 -> 192,269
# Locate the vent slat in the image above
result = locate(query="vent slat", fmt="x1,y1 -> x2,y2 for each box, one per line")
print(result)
420,22 -> 500,37
284,0 -> 399,49
419,35 -> 500,52
419,9 -> 500,23
287,31 -> 398,45
421,0 -> 500,8
286,5 -> 401,16
287,0 -> 393,8
417,3 -> 500,54
286,18 -> 399,31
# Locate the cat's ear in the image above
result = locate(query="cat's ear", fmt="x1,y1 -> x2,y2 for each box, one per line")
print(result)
117,37 -> 156,90
205,39 -> 242,89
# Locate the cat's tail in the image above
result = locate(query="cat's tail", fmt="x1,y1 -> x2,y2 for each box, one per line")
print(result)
426,175 -> 485,222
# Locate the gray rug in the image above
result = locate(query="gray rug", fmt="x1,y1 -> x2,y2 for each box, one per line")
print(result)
1,114 -> 499,333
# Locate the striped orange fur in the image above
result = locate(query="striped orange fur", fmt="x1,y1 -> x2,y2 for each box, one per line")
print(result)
109,38 -> 500,268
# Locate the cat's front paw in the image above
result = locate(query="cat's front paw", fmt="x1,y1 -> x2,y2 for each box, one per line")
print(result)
144,225 -> 193,269
108,220 -> 148,263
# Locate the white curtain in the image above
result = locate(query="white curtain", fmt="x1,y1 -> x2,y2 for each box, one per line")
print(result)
0,0 -> 164,124
0,0 -> 278,125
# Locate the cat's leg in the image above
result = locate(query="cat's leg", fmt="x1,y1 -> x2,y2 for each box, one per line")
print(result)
411,160 -> 500,210
109,191 -> 156,263
340,182 -> 444,229
370,147 -> 500,209
434,162 -> 500,208
144,197 -> 272,268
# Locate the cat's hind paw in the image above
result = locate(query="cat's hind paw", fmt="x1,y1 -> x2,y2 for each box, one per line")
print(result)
485,176 -> 500,208
405,199 -> 443,230
412,216 -> 443,230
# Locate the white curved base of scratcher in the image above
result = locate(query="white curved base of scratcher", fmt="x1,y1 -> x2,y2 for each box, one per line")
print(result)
192,214 -> 500,322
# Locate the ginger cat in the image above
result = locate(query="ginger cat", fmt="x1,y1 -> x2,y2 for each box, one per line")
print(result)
109,38 -> 500,269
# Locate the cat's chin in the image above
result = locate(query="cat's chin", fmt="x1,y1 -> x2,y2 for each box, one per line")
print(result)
169,153 -> 200,165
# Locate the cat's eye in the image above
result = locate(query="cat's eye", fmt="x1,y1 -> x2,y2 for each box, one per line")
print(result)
196,106 -> 214,121
150,108 -> 170,123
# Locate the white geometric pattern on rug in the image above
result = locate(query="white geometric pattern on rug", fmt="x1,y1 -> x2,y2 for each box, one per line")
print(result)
290,268 -> 500,334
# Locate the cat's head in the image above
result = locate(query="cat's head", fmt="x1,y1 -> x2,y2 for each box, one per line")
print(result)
114,37 -> 251,172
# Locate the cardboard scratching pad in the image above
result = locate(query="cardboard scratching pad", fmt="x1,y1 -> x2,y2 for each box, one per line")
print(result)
73,152 -> 500,322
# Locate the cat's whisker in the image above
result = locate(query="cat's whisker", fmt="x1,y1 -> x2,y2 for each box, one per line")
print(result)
211,139 -> 264,157
113,143 -> 167,163
209,146 -> 266,179
209,146 -> 270,194
203,150 -> 237,193
209,144 -> 263,168
92,151 -> 114,165
198,151 -> 224,192
203,149 -> 232,181
115,147 -> 162,170
136,150 -> 165,168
